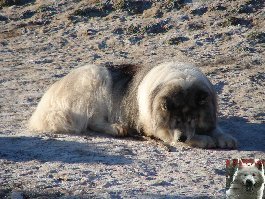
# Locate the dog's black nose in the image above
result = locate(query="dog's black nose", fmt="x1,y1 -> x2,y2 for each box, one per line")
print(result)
245,179 -> 254,192
246,179 -> 253,187
179,135 -> 187,142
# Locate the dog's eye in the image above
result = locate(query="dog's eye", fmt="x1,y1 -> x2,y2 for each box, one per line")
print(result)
196,91 -> 209,106
176,118 -> 181,124
244,174 -> 247,176
161,102 -> 168,111
161,98 -> 174,111
252,173 -> 256,176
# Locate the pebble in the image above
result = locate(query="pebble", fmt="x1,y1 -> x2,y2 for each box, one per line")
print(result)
11,191 -> 24,199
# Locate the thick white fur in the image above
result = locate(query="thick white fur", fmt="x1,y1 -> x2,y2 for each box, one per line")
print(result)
137,61 -> 214,136
29,64 -> 113,134
226,160 -> 265,199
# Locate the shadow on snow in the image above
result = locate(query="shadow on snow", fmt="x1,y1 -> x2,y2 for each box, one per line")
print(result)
219,116 -> 265,152
0,135 -> 132,164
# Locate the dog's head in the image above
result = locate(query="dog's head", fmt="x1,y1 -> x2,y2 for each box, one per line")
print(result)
234,159 -> 265,192
150,82 -> 216,142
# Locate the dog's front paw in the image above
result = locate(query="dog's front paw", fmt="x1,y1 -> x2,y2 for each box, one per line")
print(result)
215,133 -> 237,149
187,135 -> 217,149
112,124 -> 128,137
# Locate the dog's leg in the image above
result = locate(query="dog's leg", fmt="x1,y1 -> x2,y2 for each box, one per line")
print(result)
89,122 -> 128,137
211,126 -> 237,149
186,134 -> 216,149
186,127 -> 237,149
154,128 -> 174,144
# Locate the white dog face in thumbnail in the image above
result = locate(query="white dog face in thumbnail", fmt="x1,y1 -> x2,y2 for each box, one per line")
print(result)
227,159 -> 265,199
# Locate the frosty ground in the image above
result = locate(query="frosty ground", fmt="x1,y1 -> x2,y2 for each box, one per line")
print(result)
0,0 -> 264,198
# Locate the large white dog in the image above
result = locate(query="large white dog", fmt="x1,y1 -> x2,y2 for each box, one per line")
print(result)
29,62 -> 237,149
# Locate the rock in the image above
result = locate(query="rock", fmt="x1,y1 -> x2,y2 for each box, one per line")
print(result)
113,0 -> 152,15
187,22 -> 205,30
195,41 -> 203,46
112,27 -> 124,35
238,4 -> 254,13
126,24 -> 142,35
71,7 -> 108,19
167,36 -> 189,45
247,31 -> 265,44
178,15 -> 189,21
128,36 -> 143,44
214,4 -> 227,11
191,6 -> 208,16
0,14 -> 8,21
144,19 -> 172,35
0,0 -> 33,7
142,6 -> 162,18
11,191 -> 24,199
20,10 -> 35,19
152,180 -> 173,186
228,17 -> 253,27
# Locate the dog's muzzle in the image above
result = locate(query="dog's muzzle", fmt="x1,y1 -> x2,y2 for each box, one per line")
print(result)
245,179 -> 254,192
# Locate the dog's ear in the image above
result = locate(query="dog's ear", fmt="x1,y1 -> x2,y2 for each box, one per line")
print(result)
196,90 -> 209,106
254,159 -> 264,171
238,159 -> 244,169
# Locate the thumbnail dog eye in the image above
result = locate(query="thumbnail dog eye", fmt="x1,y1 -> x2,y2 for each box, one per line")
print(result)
244,174 -> 247,176
252,173 -> 256,176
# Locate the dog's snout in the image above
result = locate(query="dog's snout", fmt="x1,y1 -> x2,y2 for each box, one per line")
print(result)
246,179 -> 253,186
178,135 -> 187,142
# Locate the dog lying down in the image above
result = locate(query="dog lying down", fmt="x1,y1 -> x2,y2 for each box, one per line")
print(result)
29,61 -> 237,149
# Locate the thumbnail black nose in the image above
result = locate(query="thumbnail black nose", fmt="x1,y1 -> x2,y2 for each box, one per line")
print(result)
179,135 -> 187,142
246,179 -> 253,187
